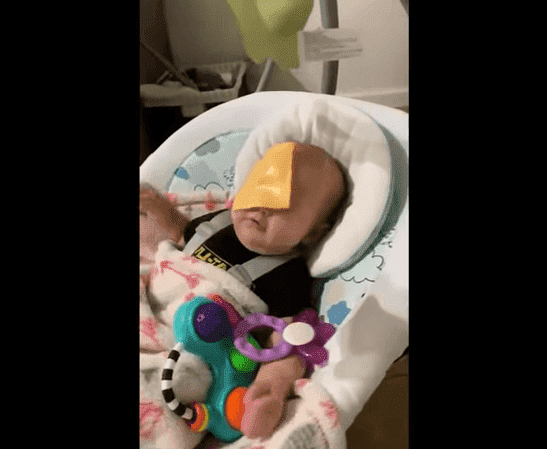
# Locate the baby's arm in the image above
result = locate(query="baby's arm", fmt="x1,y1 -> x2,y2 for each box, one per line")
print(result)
241,317 -> 306,439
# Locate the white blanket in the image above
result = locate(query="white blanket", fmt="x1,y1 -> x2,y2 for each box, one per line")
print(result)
311,212 -> 409,431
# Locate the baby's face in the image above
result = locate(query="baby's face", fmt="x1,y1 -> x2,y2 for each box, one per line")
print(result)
231,142 -> 344,255
231,205 -> 318,255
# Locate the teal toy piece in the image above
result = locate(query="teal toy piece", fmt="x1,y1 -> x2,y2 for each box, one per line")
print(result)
163,295 -> 260,442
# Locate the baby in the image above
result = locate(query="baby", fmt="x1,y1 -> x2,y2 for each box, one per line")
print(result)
140,141 -> 346,440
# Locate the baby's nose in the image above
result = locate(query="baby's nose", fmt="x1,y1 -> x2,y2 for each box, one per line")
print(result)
248,207 -> 271,215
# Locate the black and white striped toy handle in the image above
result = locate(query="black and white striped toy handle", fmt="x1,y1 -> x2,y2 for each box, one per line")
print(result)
161,342 -> 195,421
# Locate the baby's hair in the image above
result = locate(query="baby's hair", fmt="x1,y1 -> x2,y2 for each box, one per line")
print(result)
298,158 -> 350,257
323,159 -> 350,231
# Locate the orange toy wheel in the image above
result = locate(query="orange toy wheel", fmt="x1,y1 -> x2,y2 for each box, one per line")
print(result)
225,386 -> 247,430
187,402 -> 209,432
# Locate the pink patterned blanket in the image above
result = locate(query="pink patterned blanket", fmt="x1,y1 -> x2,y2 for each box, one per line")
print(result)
139,189 -> 346,449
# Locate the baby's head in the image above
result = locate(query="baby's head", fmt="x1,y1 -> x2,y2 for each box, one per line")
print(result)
231,141 -> 347,255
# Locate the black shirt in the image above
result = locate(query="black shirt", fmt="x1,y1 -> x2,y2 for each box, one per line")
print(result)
184,210 -> 313,317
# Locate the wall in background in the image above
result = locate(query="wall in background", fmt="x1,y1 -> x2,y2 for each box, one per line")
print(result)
140,0 -> 173,84
290,0 -> 408,107
139,0 -> 408,156
140,0 -> 408,103
335,0 -> 408,106
140,0 -> 173,160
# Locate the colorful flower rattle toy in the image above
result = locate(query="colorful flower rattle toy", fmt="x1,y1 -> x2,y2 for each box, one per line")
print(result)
161,295 -> 335,443
233,308 -> 336,374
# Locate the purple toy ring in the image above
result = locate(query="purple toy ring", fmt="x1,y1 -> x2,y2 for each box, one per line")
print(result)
233,313 -> 293,362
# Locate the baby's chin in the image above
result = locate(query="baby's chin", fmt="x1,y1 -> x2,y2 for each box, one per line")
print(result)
237,233 -> 292,255
239,237 -> 279,255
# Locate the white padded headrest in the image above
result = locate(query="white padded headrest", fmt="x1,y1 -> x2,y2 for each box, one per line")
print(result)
233,98 -> 392,278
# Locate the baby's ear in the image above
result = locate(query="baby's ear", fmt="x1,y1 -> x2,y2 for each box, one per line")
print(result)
302,223 -> 330,246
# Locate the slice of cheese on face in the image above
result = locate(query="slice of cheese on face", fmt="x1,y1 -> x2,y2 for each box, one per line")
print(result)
232,142 -> 296,211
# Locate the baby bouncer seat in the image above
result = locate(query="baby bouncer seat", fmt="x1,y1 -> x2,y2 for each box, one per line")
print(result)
140,91 -> 408,448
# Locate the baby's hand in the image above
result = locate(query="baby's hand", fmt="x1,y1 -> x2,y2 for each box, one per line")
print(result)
140,187 -> 181,224
140,186 -> 189,262
241,378 -> 288,439
239,317 -> 306,439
